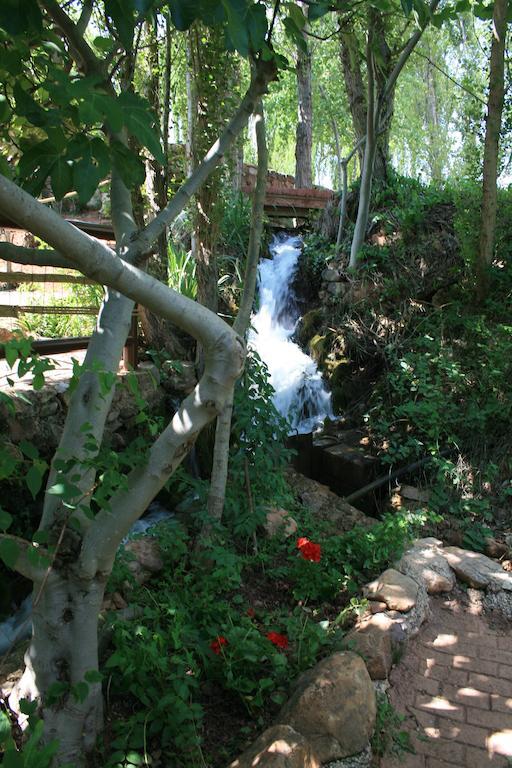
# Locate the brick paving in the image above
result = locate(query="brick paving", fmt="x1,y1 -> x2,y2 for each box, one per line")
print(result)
380,591 -> 512,767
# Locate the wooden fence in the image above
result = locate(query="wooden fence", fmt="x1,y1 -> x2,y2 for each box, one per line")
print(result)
0,217 -> 138,367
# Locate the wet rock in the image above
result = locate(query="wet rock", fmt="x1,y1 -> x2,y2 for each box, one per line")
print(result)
441,546 -> 512,591
344,613 -> 393,680
264,509 -> 298,538
277,652 -> 376,762
365,569 -> 418,612
396,544 -> 455,595
229,725 -> 320,768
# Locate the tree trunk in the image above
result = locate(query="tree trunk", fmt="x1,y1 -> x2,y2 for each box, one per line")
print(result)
207,99 -> 268,522
476,0 -> 507,300
349,33 -> 377,269
13,575 -> 105,765
340,25 -> 367,172
295,30 -> 313,188
0,47 -> 278,765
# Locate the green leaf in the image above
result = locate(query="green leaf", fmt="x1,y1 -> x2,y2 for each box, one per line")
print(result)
167,0 -> 198,30
0,94 -> 10,122
288,4 -> 306,30
307,2 -> 331,21
117,92 -> 164,162
51,157 -> 73,201
0,709 -> 11,747
0,507 -> 13,531
247,3 -> 267,50
110,138 -> 145,188
19,440 -> 39,460
0,538 -> 19,569
71,681 -> 89,703
84,669 -> 103,683
105,0 -> 135,50
93,36 -> 117,53
26,463 -> 46,499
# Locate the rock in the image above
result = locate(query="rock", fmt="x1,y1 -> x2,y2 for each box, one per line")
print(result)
324,745 -> 372,768
321,268 -> 341,282
277,652 -> 376,762
396,544 -> 455,594
327,282 -> 348,297
264,509 -> 298,538
229,725 -> 320,768
287,469 -> 376,534
483,589 -> 512,621
364,569 -> 418,612
388,579 -> 430,639
399,485 -> 430,503
369,601 -> 388,614
484,536 -> 509,559
124,537 -> 163,583
441,546 -> 512,591
412,537 -> 443,549
344,614 -> 393,680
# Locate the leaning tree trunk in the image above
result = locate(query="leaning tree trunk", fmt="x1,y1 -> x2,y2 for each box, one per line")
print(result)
349,31 -> 377,269
476,0 -> 507,301
0,48 -> 277,766
295,27 -> 313,188
207,99 -> 268,523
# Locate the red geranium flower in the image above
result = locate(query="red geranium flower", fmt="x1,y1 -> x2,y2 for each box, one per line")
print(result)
266,632 -> 289,650
246,608 -> 256,618
210,636 -> 228,655
297,537 -> 321,562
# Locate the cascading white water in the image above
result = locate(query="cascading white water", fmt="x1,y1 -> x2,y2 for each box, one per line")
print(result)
249,233 -> 333,434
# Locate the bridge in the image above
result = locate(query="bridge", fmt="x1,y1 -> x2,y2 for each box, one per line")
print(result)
242,164 -> 334,219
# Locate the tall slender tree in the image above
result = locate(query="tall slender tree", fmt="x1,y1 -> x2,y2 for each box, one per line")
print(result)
476,0 -> 508,300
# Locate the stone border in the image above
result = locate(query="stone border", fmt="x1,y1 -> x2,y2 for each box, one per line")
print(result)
227,538 -> 512,768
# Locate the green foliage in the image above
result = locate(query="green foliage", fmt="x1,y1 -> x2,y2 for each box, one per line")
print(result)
167,242 -> 197,299
0,700 -> 61,768
223,350 -> 294,537
371,692 -> 413,758
19,284 -> 103,339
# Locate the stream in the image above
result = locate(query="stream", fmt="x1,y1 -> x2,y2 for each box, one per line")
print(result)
249,233 -> 333,434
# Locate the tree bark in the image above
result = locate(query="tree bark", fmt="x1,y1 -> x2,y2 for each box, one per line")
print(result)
349,30 -> 377,269
295,28 -> 313,188
340,24 -> 367,172
0,33 -> 276,764
476,0 -> 507,301
207,99 -> 268,522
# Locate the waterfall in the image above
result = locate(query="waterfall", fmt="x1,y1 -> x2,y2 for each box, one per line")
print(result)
249,233 -> 333,434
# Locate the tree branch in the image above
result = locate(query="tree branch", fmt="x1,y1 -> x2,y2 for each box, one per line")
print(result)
40,0 -> 105,76
0,243 -> 74,269
125,57 -> 278,263
379,0 -> 441,108
0,535 -> 47,582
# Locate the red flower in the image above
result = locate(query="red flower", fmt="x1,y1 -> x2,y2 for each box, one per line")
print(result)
210,636 -> 228,655
246,608 -> 256,618
266,632 -> 289,650
297,537 -> 321,562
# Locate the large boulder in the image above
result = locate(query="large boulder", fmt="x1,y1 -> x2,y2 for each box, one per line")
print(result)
441,546 -> 512,591
364,569 -> 418,612
277,652 -> 376,762
229,725 -> 320,768
396,542 -> 455,595
344,614 -> 393,680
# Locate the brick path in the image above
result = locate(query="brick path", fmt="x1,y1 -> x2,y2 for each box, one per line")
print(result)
380,590 -> 512,768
